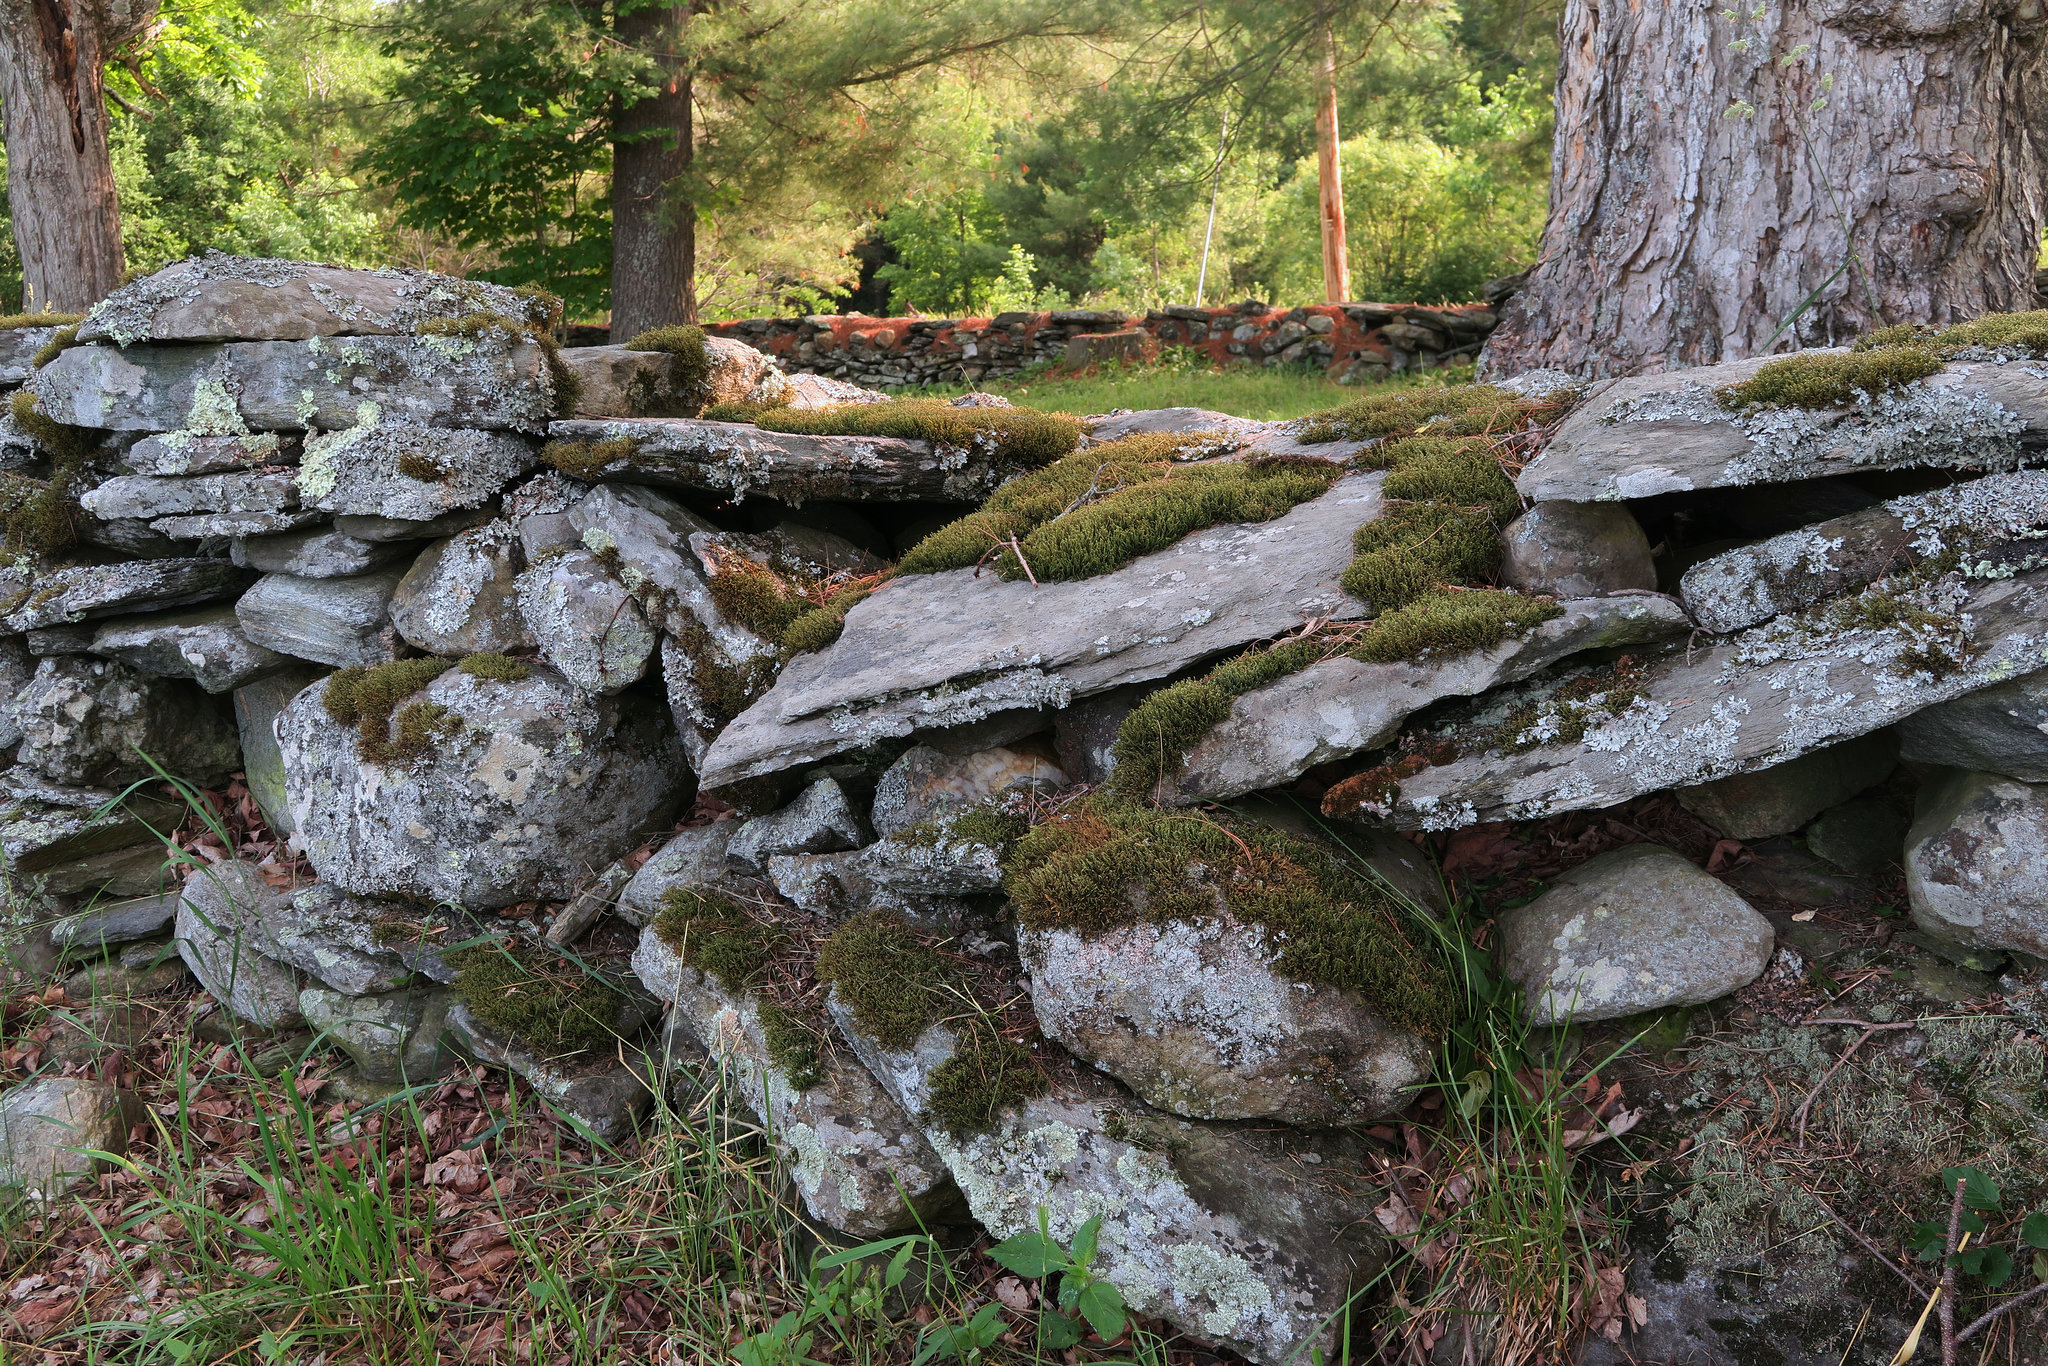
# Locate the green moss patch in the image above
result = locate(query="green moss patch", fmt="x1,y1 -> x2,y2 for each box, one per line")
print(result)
1351,588 -> 1561,664
671,616 -> 778,726
753,398 -> 1081,467
923,1027 -> 1045,1140
0,312 -> 83,332
1005,799 -> 1452,1032
3,390 -> 96,557
30,325 -> 81,370
899,801 -> 1030,853
395,451 -> 453,483
322,657 -> 457,764
651,886 -> 785,991
707,560 -> 814,643
541,436 -> 638,479
1716,347 -> 1945,411
623,325 -> 712,409
815,910 -> 957,1049
756,1001 -> 825,1092
451,936 -> 627,1056
1296,382 -> 1552,445
458,652 -> 531,681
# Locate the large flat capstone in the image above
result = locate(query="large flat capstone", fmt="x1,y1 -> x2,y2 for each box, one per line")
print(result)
699,473 -> 1384,791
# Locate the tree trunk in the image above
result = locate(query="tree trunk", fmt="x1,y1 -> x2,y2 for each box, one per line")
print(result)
611,0 -> 695,338
1480,0 -> 2048,380
0,0 -> 156,312
1315,18 -> 1349,305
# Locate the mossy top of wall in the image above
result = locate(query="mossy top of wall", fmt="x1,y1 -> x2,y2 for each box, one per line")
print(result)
0,312 -> 84,332
450,935 -> 629,1055
748,398 -> 1082,468
623,325 -> 712,408
1719,308 -> 2048,412
1005,798 -> 1453,1034
1294,381 -> 1560,445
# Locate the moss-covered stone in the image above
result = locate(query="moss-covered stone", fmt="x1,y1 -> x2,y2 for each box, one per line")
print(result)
3,390 -> 96,556
1350,588 -> 1562,663
540,435 -> 639,479
1716,346 -> 1946,411
321,657 -> 457,763
752,398 -> 1081,467
1004,798 -> 1453,1033
450,936 -> 628,1055
623,323 -> 712,406
650,885 -> 785,991
0,312 -> 83,332
755,1000 -> 825,1092
814,909 -> 958,1049
420,309 -> 580,416
922,1026 -> 1045,1139
1296,382 -> 1551,444
456,651 -> 531,682
30,324 -> 81,370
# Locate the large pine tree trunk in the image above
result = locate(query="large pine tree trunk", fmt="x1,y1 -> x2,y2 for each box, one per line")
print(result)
610,0 -> 695,339
1480,0 -> 2048,380
0,0 -> 156,312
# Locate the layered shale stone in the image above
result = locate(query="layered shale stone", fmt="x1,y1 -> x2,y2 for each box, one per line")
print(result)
447,1001 -> 653,1142
0,776 -> 184,898
0,324 -> 64,387
175,861 -> 306,1029
32,334 -> 554,433
871,744 -> 1066,836
0,1077 -> 134,1198
1674,731 -> 1897,840
0,637 -> 32,749
77,253 -> 540,345
832,1002 -> 1391,1366
724,778 -> 869,874
267,883 -> 425,996
296,424 -> 538,519
1906,770 -> 2048,956
125,431 -> 297,476
389,520 -> 533,655
1898,671 -> 2048,781
232,525 -> 405,578
79,471 -> 299,522
615,823 -> 742,926
235,665 -> 324,836
1680,470 -> 2048,634
335,507 -> 494,541
235,566 -> 408,668
1171,596 -> 1691,805
547,417 -> 1027,504
1083,407 -> 1269,443
1520,354 -> 2048,502
633,930 -> 956,1236
1497,844 -> 1775,1025
278,665 -> 689,907
1499,502 -> 1657,598
299,984 -> 459,1084
560,346 -> 706,418
1021,912 -> 1432,1125
152,511 -> 327,539
516,547 -> 655,694
6,656 -> 239,786
702,474 -> 1383,791
1331,567 -> 2048,832
90,606 -> 288,693
49,892 -> 181,954
3,559 -> 246,634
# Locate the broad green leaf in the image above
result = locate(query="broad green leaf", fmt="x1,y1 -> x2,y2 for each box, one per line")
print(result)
1070,1214 -> 1101,1269
2023,1212 -> 2048,1250
1941,1165 -> 2003,1211
1038,1309 -> 1084,1350
989,1228 -> 1065,1279
1076,1280 -> 1128,1341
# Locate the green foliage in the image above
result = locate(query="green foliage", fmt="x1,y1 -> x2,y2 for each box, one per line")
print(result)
1351,587 -> 1561,663
450,936 -> 627,1055
1717,346 -> 1946,410
875,191 -> 1060,314
753,399 -> 1081,467
653,886 -> 785,990
988,1210 -> 1128,1350
814,910 -> 956,1050
1006,797 -> 1453,1030
321,657 -> 457,764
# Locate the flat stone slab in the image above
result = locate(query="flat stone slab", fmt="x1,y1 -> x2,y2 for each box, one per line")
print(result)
124,431 -> 298,476
78,253 -> 539,345
0,325 -> 64,387
1521,354 -> 2048,502
33,334 -> 554,433
297,425 -> 538,519
231,525 -> 408,579
546,417 -> 1035,503
3,560 -> 247,634
153,511 -> 328,539
235,567 -> 408,668
699,474 -> 1383,790
1329,566 -> 2048,831
80,471 -> 300,521
1167,595 -> 1692,804
91,605 -> 289,693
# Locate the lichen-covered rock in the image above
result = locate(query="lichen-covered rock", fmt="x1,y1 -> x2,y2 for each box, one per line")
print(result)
0,1077 -> 134,1198
516,547 -> 655,694
235,566 -> 408,667
126,430 -> 297,476
267,883 -> 427,995
1674,730 -> 1897,840
80,471 -> 300,522
297,424 -> 538,519
232,525 -> 406,579
701,474 -> 1383,792
3,559 -> 247,634
1805,796 -> 1910,877
234,665 -> 323,836
633,928 -> 956,1236
279,665 -> 689,907
1905,769 -> 2048,956
299,984 -> 460,1083
1021,911 -> 1432,1125
1679,469 -> 2048,634
0,637 -> 33,750
77,252 -> 542,345
1499,502 -> 1656,598
1330,566 -> 2048,832
32,333 -> 555,433
1083,407 -> 1269,443
0,775 -> 184,899
335,507 -> 494,542
175,861 -> 305,1028
1497,844 -> 1775,1025
90,605 -> 288,694
446,1001 -> 652,1142
616,822 -> 741,925
1519,353 -> 2048,502
1898,670 -> 2048,781
830,1001 -> 1391,1366
1171,596 -> 1692,804
6,656 -> 239,786
152,510 -> 328,540
389,520 -> 533,655
871,744 -> 1065,835
0,324 -> 64,387
724,777 -> 869,874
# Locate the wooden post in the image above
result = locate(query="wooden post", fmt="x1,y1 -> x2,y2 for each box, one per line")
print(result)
1315,17 -> 1348,305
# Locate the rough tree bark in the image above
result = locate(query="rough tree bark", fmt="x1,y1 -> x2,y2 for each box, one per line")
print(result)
1480,0 -> 2048,380
611,0 -> 695,338
0,0 -> 158,312
1315,17 -> 1349,304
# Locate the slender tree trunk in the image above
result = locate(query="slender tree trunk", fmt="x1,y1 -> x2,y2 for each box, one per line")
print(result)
611,0 -> 695,338
1480,0 -> 2048,380
0,0 -> 157,312
1315,17 -> 1349,305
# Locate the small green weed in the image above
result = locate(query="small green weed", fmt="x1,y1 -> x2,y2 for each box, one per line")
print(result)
988,1209 -> 1129,1351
